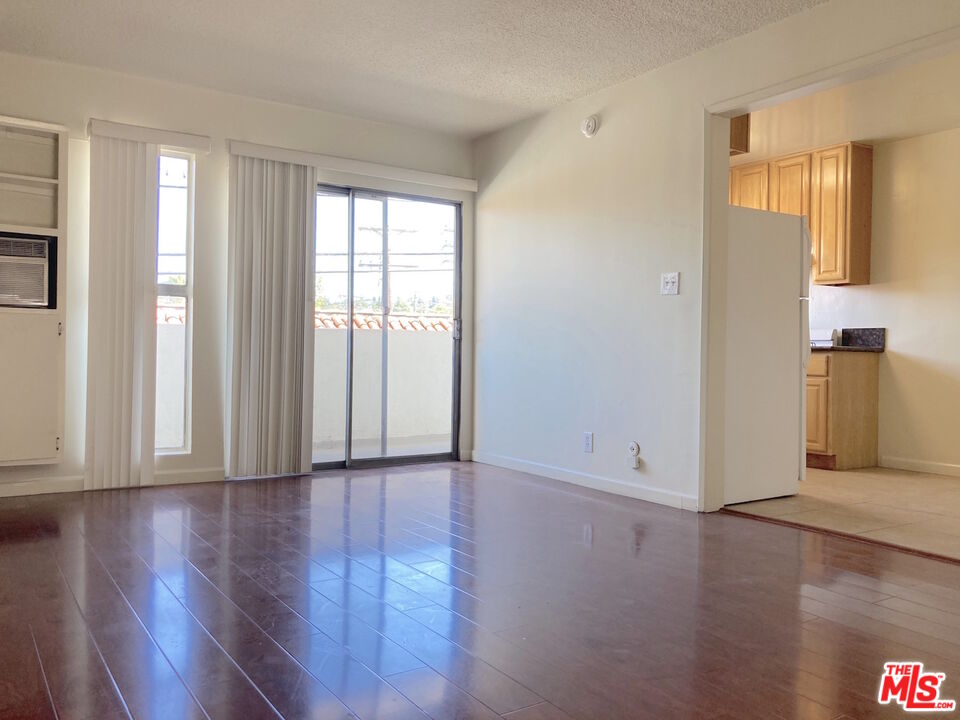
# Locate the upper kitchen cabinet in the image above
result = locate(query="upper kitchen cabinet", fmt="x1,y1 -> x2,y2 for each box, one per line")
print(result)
729,114 -> 750,156
730,161 -> 768,210
810,143 -> 873,285
728,141 -> 873,285
769,152 -> 810,218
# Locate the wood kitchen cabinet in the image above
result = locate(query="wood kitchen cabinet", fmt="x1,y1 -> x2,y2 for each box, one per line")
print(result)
769,152 -> 810,217
806,375 -> 829,454
811,143 -> 873,285
729,141 -> 872,285
806,351 -> 878,470
729,161 -> 768,210
729,114 -> 750,156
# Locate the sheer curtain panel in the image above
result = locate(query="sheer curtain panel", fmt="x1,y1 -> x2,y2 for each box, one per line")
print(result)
226,155 -> 316,476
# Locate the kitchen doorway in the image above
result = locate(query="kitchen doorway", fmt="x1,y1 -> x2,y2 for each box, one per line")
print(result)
709,44 -> 960,561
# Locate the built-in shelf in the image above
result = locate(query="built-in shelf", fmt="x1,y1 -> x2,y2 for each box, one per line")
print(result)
0,171 -> 58,185
0,114 -> 68,467
0,223 -> 59,237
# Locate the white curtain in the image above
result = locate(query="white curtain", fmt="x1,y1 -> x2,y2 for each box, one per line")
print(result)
85,136 -> 159,490
226,155 -> 316,477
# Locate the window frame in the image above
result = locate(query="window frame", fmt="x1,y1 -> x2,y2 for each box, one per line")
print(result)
154,148 -> 195,455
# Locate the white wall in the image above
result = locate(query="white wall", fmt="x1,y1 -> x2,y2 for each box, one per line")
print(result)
0,51 -> 474,495
472,0 -> 960,509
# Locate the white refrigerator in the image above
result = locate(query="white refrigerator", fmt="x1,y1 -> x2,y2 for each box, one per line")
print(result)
723,207 -> 811,505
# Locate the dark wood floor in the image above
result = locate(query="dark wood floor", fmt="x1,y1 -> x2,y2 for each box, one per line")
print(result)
2,462 -> 960,719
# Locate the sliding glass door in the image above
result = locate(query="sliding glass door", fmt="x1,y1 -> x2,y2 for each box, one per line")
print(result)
313,186 -> 460,467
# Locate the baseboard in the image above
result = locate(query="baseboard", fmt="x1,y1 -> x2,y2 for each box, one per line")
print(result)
880,456 -> 960,478
0,466 -> 225,498
470,450 -> 697,511
0,474 -> 83,498
154,466 -> 225,486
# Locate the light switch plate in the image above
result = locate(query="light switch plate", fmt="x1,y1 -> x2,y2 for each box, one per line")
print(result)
660,272 -> 679,295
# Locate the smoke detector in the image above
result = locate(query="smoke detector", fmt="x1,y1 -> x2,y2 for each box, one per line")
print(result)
580,115 -> 600,138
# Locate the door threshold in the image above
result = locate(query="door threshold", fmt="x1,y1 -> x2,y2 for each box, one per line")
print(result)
311,453 -> 457,472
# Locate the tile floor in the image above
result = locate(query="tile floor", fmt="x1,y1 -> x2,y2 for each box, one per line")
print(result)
728,467 -> 960,560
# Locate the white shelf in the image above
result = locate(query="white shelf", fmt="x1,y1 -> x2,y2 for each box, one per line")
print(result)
0,171 -> 58,185
0,222 -> 59,237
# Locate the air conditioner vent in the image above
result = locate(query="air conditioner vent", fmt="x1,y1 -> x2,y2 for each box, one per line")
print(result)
0,237 -> 48,259
0,234 -> 51,308
0,262 -> 46,305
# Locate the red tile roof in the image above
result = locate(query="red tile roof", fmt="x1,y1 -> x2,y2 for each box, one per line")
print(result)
156,306 -> 452,332
315,312 -> 452,332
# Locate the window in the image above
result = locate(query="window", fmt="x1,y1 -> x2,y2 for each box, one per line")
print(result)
155,151 -> 193,452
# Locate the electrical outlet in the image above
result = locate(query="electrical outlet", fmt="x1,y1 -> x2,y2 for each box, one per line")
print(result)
660,272 -> 679,295
583,431 -> 594,453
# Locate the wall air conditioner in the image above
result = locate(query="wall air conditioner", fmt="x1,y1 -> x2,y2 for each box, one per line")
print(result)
0,233 -> 55,308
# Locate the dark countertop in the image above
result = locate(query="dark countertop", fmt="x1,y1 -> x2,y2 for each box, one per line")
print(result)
810,327 -> 885,353
811,345 -> 884,353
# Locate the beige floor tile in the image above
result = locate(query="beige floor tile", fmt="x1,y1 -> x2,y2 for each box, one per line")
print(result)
859,524 -> 960,558
775,508 -> 911,534
731,466 -> 960,560
870,491 -> 960,517
902,514 -> 960,539
728,494 -> 830,517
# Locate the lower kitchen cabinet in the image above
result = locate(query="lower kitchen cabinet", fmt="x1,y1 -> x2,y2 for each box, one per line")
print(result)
806,351 -> 879,470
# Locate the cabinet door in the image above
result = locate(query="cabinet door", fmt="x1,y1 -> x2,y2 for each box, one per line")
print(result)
730,162 -> 768,210
769,153 -> 810,217
811,145 -> 848,283
806,377 -> 829,453
0,313 -> 62,464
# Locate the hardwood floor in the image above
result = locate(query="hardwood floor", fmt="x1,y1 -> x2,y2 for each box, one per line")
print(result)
728,467 -> 960,561
3,462 -> 960,719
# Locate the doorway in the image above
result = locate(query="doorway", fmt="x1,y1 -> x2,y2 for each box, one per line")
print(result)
711,47 -> 960,561
311,186 -> 462,469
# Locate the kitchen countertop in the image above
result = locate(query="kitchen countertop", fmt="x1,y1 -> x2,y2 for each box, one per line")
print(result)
811,345 -> 883,353
810,327 -> 885,353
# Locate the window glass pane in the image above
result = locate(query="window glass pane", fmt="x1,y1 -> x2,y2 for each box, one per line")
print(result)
387,198 -> 455,320
384,198 -> 455,457
313,192 -> 349,463
158,155 -> 189,286
350,197 -> 385,459
353,197 -> 383,317
315,193 -> 349,314
156,295 -> 186,449
156,152 -> 191,452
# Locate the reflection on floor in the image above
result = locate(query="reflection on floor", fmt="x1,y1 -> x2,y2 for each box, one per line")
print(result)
4,462 -> 960,717
728,467 -> 960,560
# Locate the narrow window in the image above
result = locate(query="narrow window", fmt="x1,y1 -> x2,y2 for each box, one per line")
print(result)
155,151 -> 193,452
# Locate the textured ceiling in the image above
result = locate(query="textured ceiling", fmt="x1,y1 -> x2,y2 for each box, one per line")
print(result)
0,0 -> 826,137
